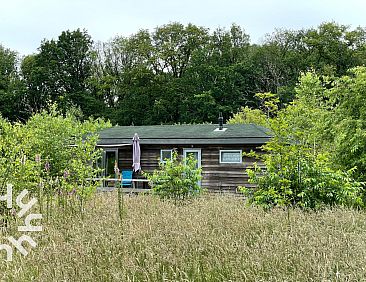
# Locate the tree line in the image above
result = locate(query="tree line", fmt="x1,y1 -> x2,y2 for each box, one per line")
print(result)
1,21 -> 366,124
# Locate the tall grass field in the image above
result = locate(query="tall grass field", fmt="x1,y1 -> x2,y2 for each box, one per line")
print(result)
2,193 -> 366,281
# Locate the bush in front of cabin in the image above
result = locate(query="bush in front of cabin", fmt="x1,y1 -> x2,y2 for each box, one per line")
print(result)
146,152 -> 202,202
240,75 -> 365,210
241,145 -> 364,210
0,108 -> 111,225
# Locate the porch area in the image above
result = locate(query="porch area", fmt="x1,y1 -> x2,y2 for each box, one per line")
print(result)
100,141 -> 151,191
93,177 -> 151,193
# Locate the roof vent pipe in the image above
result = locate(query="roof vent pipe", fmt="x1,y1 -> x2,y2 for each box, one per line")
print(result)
218,112 -> 224,130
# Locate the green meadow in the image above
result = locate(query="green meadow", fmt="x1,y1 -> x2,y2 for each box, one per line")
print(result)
2,193 -> 366,281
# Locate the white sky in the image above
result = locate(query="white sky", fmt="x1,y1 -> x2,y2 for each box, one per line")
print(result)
1,0 -> 366,56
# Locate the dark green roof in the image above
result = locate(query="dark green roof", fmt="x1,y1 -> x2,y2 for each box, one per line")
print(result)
98,124 -> 271,146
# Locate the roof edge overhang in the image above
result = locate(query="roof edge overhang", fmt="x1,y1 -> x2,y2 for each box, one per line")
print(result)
96,143 -> 132,147
97,137 -> 270,146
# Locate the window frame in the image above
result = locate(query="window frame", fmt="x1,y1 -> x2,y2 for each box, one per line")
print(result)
160,149 -> 173,163
219,150 -> 242,164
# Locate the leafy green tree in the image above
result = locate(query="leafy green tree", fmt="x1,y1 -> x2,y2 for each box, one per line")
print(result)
304,22 -> 365,76
152,22 -> 209,77
241,70 -> 365,209
241,101 -> 363,210
228,92 -> 279,127
322,67 -> 366,180
249,22 -> 366,105
228,106 -> 267,126
91,22 -> 260,125
146,152 -> 202,202
23,29 -> 106,118
21,54 -> 51,116
242,142 -> 363,210
0,108 -> 111,222
248,31 -> 305,103
180,91 -> 218,123
95,23 -> 213,125
15,21 -> 366,126
280,67 -> 366,182
254,92 -> 280,118
91,30 -> 155,116
180,24 -> 254,123
0,45 -> 24,121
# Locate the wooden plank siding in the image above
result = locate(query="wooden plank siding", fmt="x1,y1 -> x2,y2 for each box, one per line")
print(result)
200,145 -> 263,193
115,144 -> 264,193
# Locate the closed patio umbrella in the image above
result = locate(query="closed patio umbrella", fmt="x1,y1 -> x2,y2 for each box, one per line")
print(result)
132,133 -> 141,172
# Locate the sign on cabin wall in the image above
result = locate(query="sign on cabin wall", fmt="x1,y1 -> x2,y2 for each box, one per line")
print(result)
220,150 -> 242,164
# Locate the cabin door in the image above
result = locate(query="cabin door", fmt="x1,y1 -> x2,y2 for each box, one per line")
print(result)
183,148 -> 202,186
103,149 -> 118,187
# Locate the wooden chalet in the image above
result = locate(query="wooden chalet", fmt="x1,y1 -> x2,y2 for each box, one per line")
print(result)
97,122 -> 271,193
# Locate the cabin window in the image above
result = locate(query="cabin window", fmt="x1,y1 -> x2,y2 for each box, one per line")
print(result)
160,149 -> 173,163
220,150 -> 242,164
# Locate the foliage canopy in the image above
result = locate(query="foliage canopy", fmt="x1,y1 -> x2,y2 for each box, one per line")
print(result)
240,68 -> 366,209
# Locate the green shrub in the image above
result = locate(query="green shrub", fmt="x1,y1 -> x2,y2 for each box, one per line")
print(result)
0,109 -> 111,219
240,107 -> 364,210
240,74 -> 366,210
146,152 -> 202,202
241,149 -> 364,210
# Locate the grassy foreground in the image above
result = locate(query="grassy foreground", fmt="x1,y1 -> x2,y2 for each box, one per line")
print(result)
2,193 -> 366,281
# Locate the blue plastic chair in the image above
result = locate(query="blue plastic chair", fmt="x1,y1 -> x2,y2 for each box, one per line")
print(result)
121,170 -> 133,188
